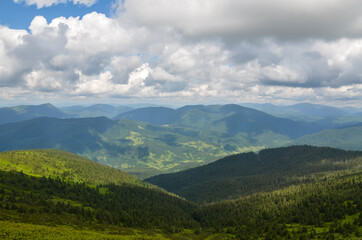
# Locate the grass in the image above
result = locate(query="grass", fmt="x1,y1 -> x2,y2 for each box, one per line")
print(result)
0,220 -> 235,240
0,149 -> 146,187
0,221 -> 168,240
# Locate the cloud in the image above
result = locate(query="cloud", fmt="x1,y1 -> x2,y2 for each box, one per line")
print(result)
119,0 -> 362,40
13,0 -> 97,8
2,1 -> 362,106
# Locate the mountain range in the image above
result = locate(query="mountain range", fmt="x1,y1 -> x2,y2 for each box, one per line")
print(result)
241,102 -> 362,123
1,103 -> 362,178
0,103 -> 133,125
0,103 -> 68,125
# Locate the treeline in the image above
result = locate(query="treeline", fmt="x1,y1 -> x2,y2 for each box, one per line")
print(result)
0,146 -> 361,239
193,172 -> 362,239
0,167 -> 361,238
0,170 -> 198,231
146,145 -> 362,203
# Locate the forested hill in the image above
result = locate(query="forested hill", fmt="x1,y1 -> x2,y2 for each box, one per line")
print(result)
194,171 -> 362,239
292,125 -> 362,151
0,149 -> 199,236
0,147 -> 361,239
0,149 -> 144,187
146,145 -> 362,203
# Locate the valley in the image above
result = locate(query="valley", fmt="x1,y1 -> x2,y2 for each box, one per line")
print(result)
2,1 -> 362,239
2,103 -> 361,179
0,103 -> 361,239
0,146 -> 360,239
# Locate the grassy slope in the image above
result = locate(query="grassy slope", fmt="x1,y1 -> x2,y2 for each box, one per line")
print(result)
0,149 -> 144,187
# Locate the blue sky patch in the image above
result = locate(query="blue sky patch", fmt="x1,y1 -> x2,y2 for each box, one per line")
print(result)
0,0 -> 116,30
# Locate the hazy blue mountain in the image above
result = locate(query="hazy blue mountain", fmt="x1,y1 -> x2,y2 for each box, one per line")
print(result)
1,104 -> 358,178
113,107 -> 176,125
240,102 -> 286,113
292,125 -> 362,151
61,104 -> 133,118
115,104 -> 327,138
0,117 -> 115,153
0,113 -> 300,178
286,103 -> 346,118
0,117 -> 259,178
146,145 -> 362,203
0,103 -> 69,125
340,106 -> 362,113
211,104 -> 321,138
240,102 -> 349,121
124,103 -> 168,108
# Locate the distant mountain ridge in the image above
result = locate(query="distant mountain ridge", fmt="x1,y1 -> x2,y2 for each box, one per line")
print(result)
0,116 -> 271,178
114,104 -> 324,138
292,125 -> 362,151
0,103 -> 69,125
1,103 -> 362,178
0,103 -> 135,124
61,104 -> 133,118
240,102 -> 362,122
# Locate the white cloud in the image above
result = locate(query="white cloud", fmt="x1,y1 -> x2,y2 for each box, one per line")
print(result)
119,0 -> 362,40
2,1 -> 362,106
13,0 -> 97,8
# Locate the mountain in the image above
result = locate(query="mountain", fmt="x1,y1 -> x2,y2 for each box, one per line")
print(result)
286,103 -> 347,118
0,104 -> 345,179
115,104 -> 324,139
0,117 -> 266,178
146,145 -> 362,203
0,117 -> 115,153
292,125 -> 362,151
62,104 -> 133,118
113,106 -> 176,125
241,102 -> 349,121
0,103 -> 69,125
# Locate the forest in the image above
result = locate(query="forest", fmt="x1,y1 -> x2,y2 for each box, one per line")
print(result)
0,147 -> 361,239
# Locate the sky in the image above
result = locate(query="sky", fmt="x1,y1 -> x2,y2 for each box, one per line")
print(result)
1,0 -> 362,107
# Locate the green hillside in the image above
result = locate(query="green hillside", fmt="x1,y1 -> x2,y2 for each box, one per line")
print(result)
292,126 -> 362,151
0,149 -> 144,187
0,147 -> 361,239
0,149 -> 202,238
146,146 -> 362,203
194,171 -> 362,239
0,169 -> 199,237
